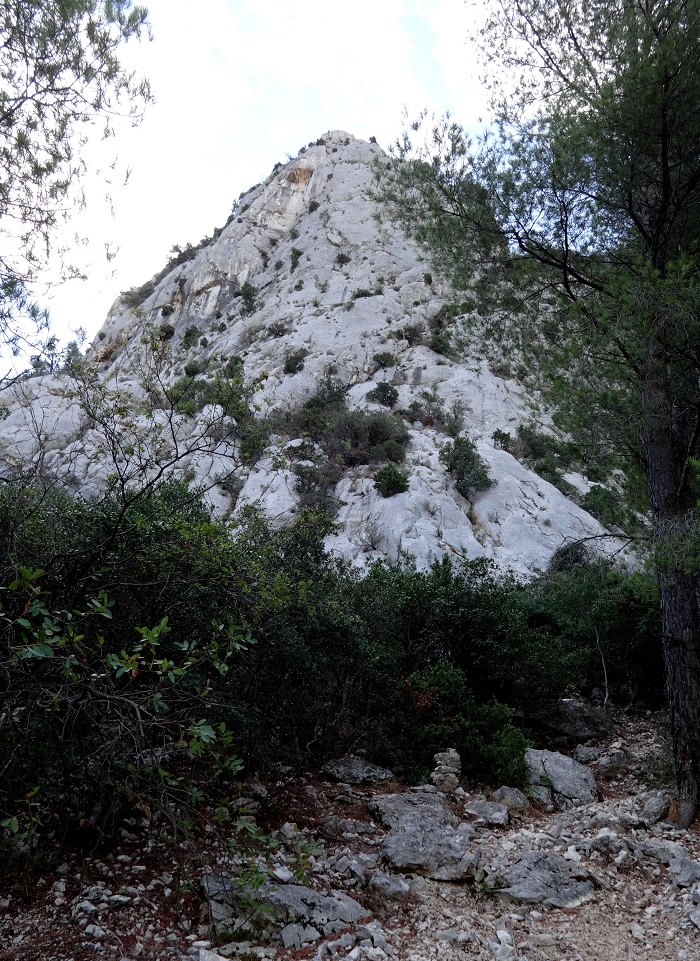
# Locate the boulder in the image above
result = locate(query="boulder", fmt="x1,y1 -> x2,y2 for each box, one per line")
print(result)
464,799 -> 509,826
369,792 -> 479,881
321,755 -> 393,785
572,744 -> 602,764
641,790 -> 671,825
202,878 -> 370,945
493,786 -> 530,811
494,852 -> 597,908
525,749 -> 598,809
670,857 -> 700,888
368,871 -> 410,900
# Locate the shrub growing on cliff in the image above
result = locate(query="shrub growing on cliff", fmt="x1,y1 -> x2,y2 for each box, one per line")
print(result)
366,382 -> 399,407
440,436 -> 493,497
374,463 -> 409,497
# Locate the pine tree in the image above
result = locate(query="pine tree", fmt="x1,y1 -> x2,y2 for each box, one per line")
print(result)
377,0 -> 700,824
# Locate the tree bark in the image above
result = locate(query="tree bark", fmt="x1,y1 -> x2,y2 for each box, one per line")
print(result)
658,565 -> 700,827
642,350 -> 700,827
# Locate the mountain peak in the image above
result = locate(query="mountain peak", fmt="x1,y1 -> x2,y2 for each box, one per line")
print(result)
0,132 -> 628,575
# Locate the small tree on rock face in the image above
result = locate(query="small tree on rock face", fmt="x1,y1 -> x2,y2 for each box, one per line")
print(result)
377,0 -> 700,824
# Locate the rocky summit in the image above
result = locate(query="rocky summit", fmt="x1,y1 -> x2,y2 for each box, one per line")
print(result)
0,131 -> 625,574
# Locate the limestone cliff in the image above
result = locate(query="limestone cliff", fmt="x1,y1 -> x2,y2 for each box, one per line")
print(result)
0,131 -> 624,575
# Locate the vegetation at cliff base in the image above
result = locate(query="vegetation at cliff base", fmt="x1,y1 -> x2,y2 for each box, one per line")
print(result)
0,481 -> 662,857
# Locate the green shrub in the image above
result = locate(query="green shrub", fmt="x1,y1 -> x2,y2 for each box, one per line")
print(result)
290,247 -> 302,272
582,484 -> 624,528
335,252 -> 351,266
373,351 -> 396,369
273,384 -> 409,469
405,391 -> 465,437
374,463 -> 410,497
492,428 -> 512,450
239,281 -> 257,314
184,360 -> 203,378
284,348 -> 309,375
440,436 -> 493,497
267,321 -> 288,338
159,323 -> 175,340
400,664 -> 531,785
182,325 -> 201,345
522,559 -> 663,706
293,461 -> 342,515
367,382 -> 399,407
308,200 -> 320,213
402,323 -> 425,345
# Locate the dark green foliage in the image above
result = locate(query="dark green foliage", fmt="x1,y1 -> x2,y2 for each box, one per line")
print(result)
0,479 -> 664,855
352,287 -> 383,299
182,325 -> 201,346
428,303 -> 459,356
160,361 -> 268,464
308,200 -> 320,213
284,348 -> 309,375
405,391 -> 465,437
0,481 -> 251,851
492,429 -> 512,450
401,665 -> 530,785
374,463 -> 409,497
184,360 -> 203,378
582,484 -> 625,529
274,380 -> 409,468
366,382 -> 399,407
290,248 -> 302,272
523,559 -> 663,706
267,321 -> 288,338
293,461 -> 342,515
401,323 -> 424,346
513,424 -> 581,495
239,282 -> 257,315
440,436 -> 493,497
373,351 -> 396,369
159,324 -> 175,340
335,252 -> 351,266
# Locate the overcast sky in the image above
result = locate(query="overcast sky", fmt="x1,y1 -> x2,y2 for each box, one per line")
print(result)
42,0 -> 489,346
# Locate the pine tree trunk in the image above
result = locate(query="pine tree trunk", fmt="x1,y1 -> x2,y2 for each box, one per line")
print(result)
642,351 -> 700,827
658,564 -> 700,827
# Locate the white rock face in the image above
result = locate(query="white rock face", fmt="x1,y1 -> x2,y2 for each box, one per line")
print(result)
0,130 -> 626,575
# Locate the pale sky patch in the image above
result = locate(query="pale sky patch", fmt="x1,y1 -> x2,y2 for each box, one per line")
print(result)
38,0 -> 490,347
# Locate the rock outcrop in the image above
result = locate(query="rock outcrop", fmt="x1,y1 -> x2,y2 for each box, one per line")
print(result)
0,130 -> 628,574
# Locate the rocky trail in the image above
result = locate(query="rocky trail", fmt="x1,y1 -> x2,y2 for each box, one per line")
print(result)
1,709 -> 699,961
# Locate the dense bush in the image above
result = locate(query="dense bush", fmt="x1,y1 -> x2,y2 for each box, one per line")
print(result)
274,377 -> 410,468
366,382 -> 399,407
440,435 -> 493,497
284,348 -> 309,375
0,476 -> 664,856
374,463 -> 409,497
